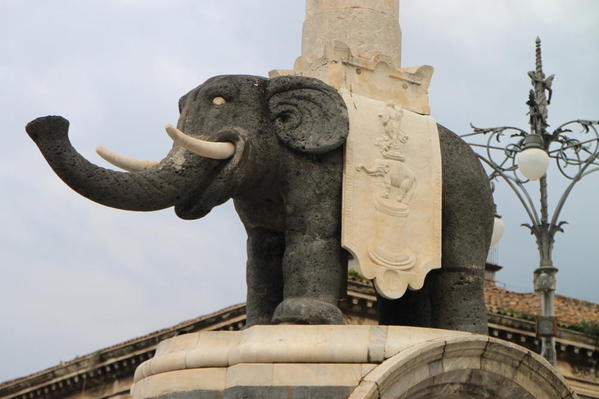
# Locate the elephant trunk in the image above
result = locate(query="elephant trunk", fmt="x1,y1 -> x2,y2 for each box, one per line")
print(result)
26,116 -> 217,212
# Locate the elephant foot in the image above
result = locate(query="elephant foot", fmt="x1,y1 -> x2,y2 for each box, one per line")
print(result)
272,298 -> 344,325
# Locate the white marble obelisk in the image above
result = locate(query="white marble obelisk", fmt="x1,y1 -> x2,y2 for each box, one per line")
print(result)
302,0 -> 402,68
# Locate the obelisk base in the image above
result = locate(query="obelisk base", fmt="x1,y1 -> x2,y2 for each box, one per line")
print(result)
131,325 -> 577,399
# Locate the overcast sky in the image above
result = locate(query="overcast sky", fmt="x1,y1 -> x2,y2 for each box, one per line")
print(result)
1,0 -> 598,382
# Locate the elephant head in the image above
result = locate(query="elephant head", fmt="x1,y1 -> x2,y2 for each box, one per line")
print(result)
26,74 -> 350,326
26,75 -> 348,221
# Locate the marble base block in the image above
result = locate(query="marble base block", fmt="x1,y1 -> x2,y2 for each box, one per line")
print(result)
131,325 -> 577,399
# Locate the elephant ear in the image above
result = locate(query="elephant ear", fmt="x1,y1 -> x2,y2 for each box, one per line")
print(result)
267,75 -> 349,154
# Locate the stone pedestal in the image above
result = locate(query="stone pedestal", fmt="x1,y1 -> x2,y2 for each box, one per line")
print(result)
131,325 -> 577,399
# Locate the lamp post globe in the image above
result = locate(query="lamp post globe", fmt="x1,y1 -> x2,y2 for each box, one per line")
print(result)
490,216 -> 505,247
517,147 -> 549,181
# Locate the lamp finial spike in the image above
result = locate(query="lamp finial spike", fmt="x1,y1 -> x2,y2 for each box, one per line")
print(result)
535,37 -> 543,75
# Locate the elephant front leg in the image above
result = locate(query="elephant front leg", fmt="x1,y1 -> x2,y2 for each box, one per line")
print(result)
245,228 -> 285,327
272,228 -> 345,324
272,152 -> 346,325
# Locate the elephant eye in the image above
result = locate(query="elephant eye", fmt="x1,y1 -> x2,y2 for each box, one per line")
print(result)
212,96 -> 226,105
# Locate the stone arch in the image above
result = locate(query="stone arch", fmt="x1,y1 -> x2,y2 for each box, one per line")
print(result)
351,336 -> 577,399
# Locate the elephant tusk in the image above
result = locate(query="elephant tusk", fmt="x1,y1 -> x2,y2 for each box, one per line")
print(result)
96,146 -> 159,172
165,124 -> 235,160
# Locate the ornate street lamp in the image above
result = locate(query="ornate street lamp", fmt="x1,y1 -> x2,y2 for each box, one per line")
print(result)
462,38 -> 599,366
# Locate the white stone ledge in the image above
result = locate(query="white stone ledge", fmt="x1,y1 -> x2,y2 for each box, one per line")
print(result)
134,325 -> 466,382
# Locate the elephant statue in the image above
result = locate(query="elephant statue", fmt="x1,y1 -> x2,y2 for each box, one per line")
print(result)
26,74 -> 493,332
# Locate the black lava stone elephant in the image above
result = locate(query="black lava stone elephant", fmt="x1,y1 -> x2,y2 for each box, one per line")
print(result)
26,74 -> 493,332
